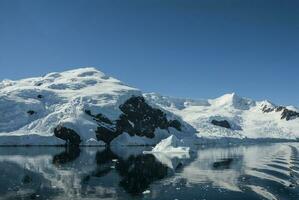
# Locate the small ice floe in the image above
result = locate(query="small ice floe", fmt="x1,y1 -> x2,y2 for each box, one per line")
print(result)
148,135 -> 190,154
112,159 -> 118,162
142,190 -> 151,194
143,135 -> 191,169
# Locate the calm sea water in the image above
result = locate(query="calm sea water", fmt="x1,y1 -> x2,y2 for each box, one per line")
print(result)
0,143 -> 299,200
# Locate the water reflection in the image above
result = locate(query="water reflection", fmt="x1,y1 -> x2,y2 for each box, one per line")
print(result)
0,148 -> 63,199
53,146 -> 81,166
0,143 -> 298,199
213,158 -> 234,170
82,148 -> 170,195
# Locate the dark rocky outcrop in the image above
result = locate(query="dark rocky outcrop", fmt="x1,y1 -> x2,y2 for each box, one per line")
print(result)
54,126 -> 81,146
281,108 -> 299,121
95,126 -> 120,145
37,94 -> 43,99
211,120 -> 231,129
85,110 -> 113,125
262,105 -> 275,113
89,96 -> 182,145
276,106 -> 285,112
27,110 -> 36,115
118,96 -> 170,137
169,119 -> 182,131
262,105 -> 299,121
35,82 -> 43,86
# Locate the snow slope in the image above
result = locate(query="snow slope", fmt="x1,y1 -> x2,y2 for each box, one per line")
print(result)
0,67 -> 298,146
144,93 -> 299,139
0,68 -> 193,145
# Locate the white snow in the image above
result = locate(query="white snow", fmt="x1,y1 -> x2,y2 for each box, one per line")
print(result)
0,67 -> 298,146
0,67 -> 141,145
150,135 -> 190,154
144,93 -> 299,140
142,190 -> 151,194
0,67 -> 194,146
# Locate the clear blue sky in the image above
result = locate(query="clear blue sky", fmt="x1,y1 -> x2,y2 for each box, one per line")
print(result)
0,0 -> 298,106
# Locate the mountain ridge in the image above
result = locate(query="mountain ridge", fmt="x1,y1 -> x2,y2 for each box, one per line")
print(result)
0,67 -> 298,146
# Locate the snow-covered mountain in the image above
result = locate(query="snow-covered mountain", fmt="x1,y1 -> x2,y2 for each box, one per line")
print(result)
144,93 -> 299,139
0,68 -> 193,146
0,67 -> 298,146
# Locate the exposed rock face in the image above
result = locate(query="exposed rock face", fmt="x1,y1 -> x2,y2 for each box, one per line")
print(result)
211,120 -> 231,129
85,110 -> 113,125
262,105 -> 299,121
95,126 -> 120,145
118,96 -> 170,137
27,110 -> 36,115
168,119 -> 182,131
281,108 -> 299,121
54,126 -> 81,146
86,96 -> 182,145
262,105 -> 275,113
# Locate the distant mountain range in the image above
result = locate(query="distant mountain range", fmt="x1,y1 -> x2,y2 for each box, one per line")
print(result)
0,67 -> 298,145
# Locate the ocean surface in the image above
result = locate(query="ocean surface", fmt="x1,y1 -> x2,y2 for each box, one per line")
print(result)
0,142 -> 299,200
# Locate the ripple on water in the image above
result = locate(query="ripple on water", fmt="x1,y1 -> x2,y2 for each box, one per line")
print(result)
0,143 -> 299,199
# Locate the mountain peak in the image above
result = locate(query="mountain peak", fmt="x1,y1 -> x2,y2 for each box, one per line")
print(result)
44,67 -> 107,79
211,93 -> 255,110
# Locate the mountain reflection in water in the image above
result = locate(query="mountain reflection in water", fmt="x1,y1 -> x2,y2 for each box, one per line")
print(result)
0,143 -> 299,199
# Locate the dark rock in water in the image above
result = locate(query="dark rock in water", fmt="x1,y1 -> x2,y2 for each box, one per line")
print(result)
54,126 -> 81,146
211,120 -> 231,129
37,94 -> 43,99
27,110 -> 36,115
94,96 -> 183,145
213,158 -> 234,170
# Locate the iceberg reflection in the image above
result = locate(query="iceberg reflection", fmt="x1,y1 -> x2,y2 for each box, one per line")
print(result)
0,143 -> 298,199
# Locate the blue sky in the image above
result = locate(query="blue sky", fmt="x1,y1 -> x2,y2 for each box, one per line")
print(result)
0,0 -> 298,106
